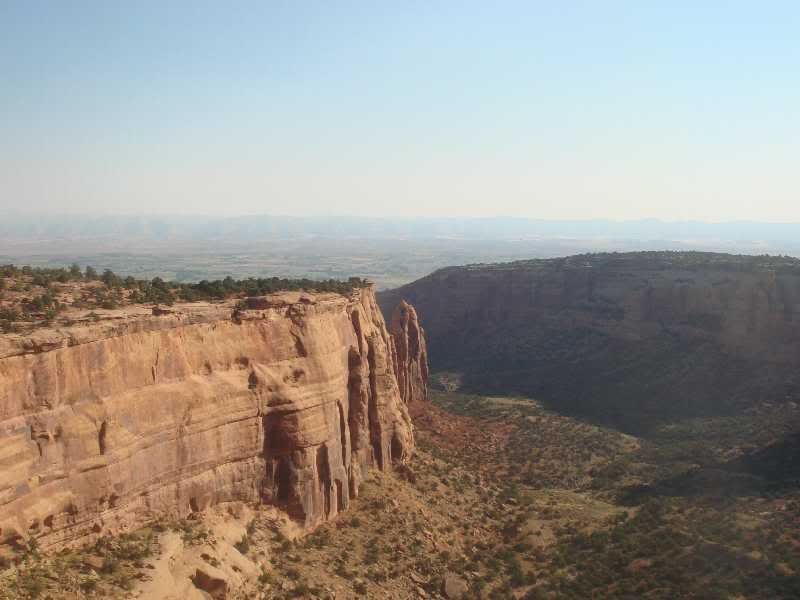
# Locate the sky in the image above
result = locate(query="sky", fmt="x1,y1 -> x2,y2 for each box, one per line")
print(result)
1,1 -> 799,221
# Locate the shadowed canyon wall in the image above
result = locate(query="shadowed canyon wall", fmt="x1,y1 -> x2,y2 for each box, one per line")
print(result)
379,252 -> 800,431
0,288 -> 427,550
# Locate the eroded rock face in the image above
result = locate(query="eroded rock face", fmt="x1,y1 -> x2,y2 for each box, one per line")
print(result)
379,252 -> 800,429
0,288 -> 425,550
389,300 -> 428,405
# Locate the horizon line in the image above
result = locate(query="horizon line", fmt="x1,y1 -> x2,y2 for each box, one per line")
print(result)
4,211 -> 800,226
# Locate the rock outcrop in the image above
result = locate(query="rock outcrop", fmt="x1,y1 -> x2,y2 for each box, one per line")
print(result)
0,288 -> 427,550
389,300 -> 429,406
379,252 -> 800,430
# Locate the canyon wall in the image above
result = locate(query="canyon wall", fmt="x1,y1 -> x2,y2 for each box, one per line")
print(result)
379,252 -> 800,430
0,288 -> 427,550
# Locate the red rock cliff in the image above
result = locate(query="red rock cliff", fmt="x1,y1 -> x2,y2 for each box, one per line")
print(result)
0,287 -> 427,550
389,300 -> 429,405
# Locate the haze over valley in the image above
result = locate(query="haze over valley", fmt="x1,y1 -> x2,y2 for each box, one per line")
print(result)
4,214 -> 800,289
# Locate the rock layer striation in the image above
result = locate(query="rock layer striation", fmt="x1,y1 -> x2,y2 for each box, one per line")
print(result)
0,288 -> 427,550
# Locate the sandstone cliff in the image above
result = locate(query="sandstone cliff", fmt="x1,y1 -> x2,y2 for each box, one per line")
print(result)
0,288 -> 427,550
379,252 -> 800,430
389,301 -> 429,406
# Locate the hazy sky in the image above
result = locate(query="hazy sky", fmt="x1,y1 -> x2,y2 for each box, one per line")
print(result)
1,1 -> 798,220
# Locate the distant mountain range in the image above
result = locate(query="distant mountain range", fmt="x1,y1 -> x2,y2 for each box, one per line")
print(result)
3,214 -> 800,245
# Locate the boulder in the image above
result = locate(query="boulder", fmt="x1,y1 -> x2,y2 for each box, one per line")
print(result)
442,572 -> 468,599
192,567 -> 229,599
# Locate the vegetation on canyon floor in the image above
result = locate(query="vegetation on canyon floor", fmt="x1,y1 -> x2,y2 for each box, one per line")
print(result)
427,387 -> 800,599
0,528 -> 158,599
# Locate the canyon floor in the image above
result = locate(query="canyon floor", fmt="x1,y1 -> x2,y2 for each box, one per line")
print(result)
2,376 -> 799,600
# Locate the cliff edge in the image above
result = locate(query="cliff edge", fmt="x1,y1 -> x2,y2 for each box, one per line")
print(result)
0,287 -> 427,550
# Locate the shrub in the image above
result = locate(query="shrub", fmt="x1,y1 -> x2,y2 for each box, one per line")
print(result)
234,535 -> 250,555
0,308 -> 19,321
101,269 -> 122,288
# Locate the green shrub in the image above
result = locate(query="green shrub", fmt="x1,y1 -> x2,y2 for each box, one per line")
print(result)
234,534 -> 250,555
